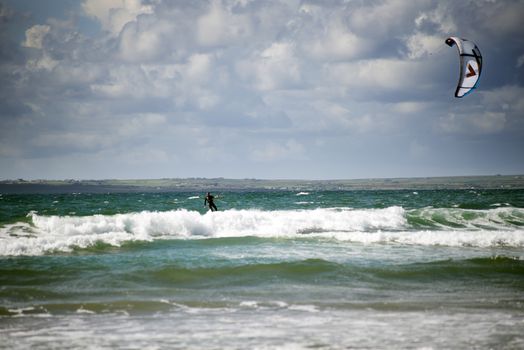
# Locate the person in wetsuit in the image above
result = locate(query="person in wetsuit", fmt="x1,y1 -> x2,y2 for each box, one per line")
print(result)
204,192 -> 218,211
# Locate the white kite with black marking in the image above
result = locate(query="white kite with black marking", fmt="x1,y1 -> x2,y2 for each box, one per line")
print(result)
445,37 -> 483,98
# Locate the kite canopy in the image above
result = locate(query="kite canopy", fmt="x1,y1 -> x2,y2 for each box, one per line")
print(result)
445,37 -> 483,98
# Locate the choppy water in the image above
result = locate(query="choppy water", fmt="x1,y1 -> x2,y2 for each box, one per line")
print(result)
1,189 -> 524,349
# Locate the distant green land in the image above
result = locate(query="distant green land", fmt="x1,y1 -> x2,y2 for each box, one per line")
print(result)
0,175 -> 523,193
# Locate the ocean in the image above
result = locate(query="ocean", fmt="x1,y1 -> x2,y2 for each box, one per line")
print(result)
1,189 -> 523,349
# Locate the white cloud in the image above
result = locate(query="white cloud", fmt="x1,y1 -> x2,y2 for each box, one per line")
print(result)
237,42 -> 301,91
327,59 -> 431,93
186,54 -> 212,82
26,53 -> 58,71
54,63 -> 106,85
349,0 -> 430,36
196,1 -> 252,47
91,65 -> 171,101
90,66 -> 149,98
175,54 -> 221,110
90,51 -> 221,110
21,25 -> 61,71
22,24 -> 50,49
82,0 -> 153,35
118,19 -> 166,62
405,33 -> 443,59
308,20 -> 371,61
413,3 -> 457,34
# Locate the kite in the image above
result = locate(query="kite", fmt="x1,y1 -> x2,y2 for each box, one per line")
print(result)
445,37 -> 483,98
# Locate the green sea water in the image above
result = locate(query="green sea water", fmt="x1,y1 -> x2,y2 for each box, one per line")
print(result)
1,189 -> 524,349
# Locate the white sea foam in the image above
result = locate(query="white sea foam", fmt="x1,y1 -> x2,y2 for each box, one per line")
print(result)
322,229 -> 524,247
1,207 -> 523,255
412,206 -> 524,231
76,307 -> 95,314
240,301 -> 288,309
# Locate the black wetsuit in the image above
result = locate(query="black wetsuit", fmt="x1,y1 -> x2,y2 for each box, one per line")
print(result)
204,194 -> 218,211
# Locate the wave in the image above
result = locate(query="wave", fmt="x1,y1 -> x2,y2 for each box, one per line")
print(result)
364,256 -> 524,284
1,207 -> 523,255
2,257 -> 522,315
407,207 -> 524,230
139,256 -> 524,288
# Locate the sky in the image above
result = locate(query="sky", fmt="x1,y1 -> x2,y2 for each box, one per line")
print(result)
0,0 -> 523,180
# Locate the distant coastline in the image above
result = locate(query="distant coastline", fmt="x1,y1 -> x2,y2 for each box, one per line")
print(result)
1,175 -> 523,193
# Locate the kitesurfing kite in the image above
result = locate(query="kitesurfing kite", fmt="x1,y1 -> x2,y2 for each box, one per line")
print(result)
445,37 -> 483,98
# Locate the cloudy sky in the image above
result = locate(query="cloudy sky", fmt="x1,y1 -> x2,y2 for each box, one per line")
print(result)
1,0 -> 523,180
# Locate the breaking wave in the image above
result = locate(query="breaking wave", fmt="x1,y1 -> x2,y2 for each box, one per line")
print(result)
1,206 -> 523,255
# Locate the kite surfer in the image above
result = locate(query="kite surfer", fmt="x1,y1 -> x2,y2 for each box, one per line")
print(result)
204,192 -> 218,212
